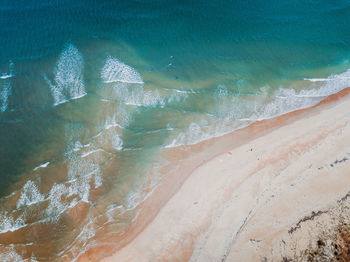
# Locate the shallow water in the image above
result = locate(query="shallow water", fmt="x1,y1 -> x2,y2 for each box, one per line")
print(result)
1,0 -> 350,260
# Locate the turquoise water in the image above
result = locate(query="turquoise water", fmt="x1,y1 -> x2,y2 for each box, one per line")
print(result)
1,0 -> 350,260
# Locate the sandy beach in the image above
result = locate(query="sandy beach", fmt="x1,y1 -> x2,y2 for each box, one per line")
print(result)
86,87 -> 350,262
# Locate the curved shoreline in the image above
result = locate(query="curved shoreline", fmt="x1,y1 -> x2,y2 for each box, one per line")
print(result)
80,87 -> 350,261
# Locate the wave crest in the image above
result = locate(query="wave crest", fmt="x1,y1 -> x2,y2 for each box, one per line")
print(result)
101,57 -> 144,84
48,44 -> 87,106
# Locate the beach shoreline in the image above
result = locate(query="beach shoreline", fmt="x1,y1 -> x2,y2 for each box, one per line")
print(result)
80,87 -> 350,261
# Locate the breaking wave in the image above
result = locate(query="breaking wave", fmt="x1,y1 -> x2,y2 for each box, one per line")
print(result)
0,247 -> 25,262
0,74 -> 14,80
0,211 -> 26,234
48,44 -> 87,106
16,180 -> 45,209
100,80 -> 188,108
33,161 -> 50,171
99,56 -> 188,110
0,81 -> 11,112
101,57 -> 144,84
0,61 -> 14,112
166,68 -> 350,147
102,82 -> 188,108
110,83 -> 165,107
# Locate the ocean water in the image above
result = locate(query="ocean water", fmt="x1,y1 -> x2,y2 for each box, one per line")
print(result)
1,0 -> 350,260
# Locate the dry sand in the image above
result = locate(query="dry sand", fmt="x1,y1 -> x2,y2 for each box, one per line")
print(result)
100,88 -> 350,262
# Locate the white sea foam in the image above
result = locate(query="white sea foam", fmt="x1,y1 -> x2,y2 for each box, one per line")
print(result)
65,140 -> 84,155
105,112 -> 123,130
304,77 -> 332,82
44,141 -> 101,220
92,130 -> 103,139
0,247 -> 23,262
81,149 -> 104,158
91,110 -> 126,151
66,154 -> 102,196
96,125 -> 124,151
166,69 -> 350,148
304,76 -> 350,82
0,212 -> 26,234
73,141 -> 84,152
124,191 -> 141,211
101,57 -> 143,84
100,57 -> 174,107
113,106 -> 132,128
250,87 -> 323,121
300,69 -> 350,97
99,105 -> 129,130
0,61 -> 15,80
166,88 -> 189,104
0,74 -> 14,80
46,183 -> 70,220
49,44 -> 87,106
78,221 -> 96,245
215,84 -> 229,98
111,132 -> 123,151
94,169 -> 103,188
99,58 -> 187,108
165,120 -> 219,148
122,176 -> 160,214
0,143 -> 105,228
45,182 -> 82,221
0,81 -> 12,112
106,204 -> 123,222
30,254 -> 39,262
17,180 -> 45,209
110,83 -> 165,107
33,161 -> 50,171
68,178 -> 91,203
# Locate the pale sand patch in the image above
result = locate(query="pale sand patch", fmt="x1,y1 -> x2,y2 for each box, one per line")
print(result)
100,88 -> 350,262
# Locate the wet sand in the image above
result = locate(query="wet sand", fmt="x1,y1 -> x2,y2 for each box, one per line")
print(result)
82,87 -> 350,261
